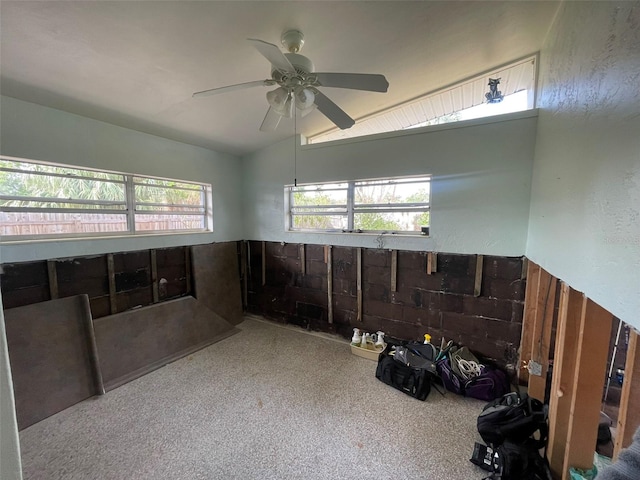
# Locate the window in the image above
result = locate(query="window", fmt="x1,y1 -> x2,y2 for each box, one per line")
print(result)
0,156 -> 211,239
308,55 -> 536,144
287,176 -> 430,234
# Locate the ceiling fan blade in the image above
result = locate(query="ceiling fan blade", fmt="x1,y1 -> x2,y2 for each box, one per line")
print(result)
193,80 -> 273,98
260,107 -> 282,132
313,91 -> 355,130
248,39 -> 296,74
314,73 -> 389,92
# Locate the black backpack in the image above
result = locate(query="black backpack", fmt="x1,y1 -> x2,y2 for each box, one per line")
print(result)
483,439 -> 552,480
477,392 -> 548,448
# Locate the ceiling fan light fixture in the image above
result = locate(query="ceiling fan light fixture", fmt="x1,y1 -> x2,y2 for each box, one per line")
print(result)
294,87 -> 315,110
266,87 -> 294,117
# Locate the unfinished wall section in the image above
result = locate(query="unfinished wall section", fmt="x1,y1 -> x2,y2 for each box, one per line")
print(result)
245,241 -> 525,367
1,247 -> 190,316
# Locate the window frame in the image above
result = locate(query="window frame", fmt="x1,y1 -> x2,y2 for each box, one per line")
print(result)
0,155 -> 212,241
285,175 -> 431,235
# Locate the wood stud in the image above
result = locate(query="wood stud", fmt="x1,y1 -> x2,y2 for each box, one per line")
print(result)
614,328 -> 640,459
562,299 -> 613,474
261,241 -> 266,286
519,262 -> 541,383
391,250 -> 397,292
241,241 -> 248,308
547,283 -> 581,477
150,250 -> 159,303
320,244 -> 336,323
528,268 -> 557,401
473,255 -> 483,297
426,252 -> 438,274
356,247 -> 362,322
185,247 -> 192,294
107,253 -> 117,314
47,260 -> 59,300
300,244 -> 306,275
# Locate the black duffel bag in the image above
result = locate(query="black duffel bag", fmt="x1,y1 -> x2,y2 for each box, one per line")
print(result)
375,344 -> 432,400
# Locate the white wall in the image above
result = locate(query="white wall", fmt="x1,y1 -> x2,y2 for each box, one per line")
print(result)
527,2 -> 640,329
0,291 -> 22,480
0,96 -> 244,263
242,112 -> 538,256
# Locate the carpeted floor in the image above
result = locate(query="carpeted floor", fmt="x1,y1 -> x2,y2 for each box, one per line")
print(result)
19,317 -> 489,479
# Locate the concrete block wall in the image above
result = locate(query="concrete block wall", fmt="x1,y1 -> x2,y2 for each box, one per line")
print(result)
246,241 -> 525,367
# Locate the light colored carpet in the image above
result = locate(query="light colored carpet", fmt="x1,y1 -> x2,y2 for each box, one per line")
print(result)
19,317 -> 488,479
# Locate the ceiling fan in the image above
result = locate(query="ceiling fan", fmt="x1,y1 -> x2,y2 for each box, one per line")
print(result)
192,30 -> 389,132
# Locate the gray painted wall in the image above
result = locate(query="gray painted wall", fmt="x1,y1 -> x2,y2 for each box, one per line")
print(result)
242,112 -> 537,256
0,96 -> 244,263
0,291 -> 22,480
526,1 -> 640,329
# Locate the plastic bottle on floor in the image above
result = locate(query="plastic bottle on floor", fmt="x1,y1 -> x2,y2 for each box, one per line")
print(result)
351,328 -> 362,346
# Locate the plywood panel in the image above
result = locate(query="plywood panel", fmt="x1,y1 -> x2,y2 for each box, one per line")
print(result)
4,295 -> 99,429
93,296 -> 239,391
191,242 -> 243,325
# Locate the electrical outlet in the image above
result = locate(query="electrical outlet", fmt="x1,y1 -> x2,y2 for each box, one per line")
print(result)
528,360 -> 542,376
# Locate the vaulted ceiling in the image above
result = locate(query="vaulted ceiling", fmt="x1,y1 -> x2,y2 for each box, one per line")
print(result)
0,1 -> 560,156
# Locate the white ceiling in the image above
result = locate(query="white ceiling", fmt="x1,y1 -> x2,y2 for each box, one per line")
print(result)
0,1 -> 560,157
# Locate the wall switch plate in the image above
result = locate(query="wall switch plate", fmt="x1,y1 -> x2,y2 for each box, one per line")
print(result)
528,360 -> 543,376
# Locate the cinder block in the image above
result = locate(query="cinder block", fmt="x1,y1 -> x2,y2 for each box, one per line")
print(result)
333,293 -> 357,312
362,283 -> 389,302
402,305 -> 441,328
1,285 -> 50,309
363,265 -> 390,286
363,299 -> 403,320
333,278 -> 356,295
438,253 -> 474,276
363,249 -> 390,267
283,243 -> 301,258
59,276 -> 109,298
306,260 -> 328,276
333,308 -> 357,326
438,293 -> 465,313
305,244 -> 325,261
113,251 -> 149,273
398,251 -> 426,271
462,296 -> 513,321
1,261 -> 49,291
441,276 -> 475,295
296,302 -> 326,320
484,278 -> 525,301
302,275 -> 326,291
57,257 -> 108,281
332,246 -> 355,264
483,256 -> 523,281
155,247 -> 185,267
